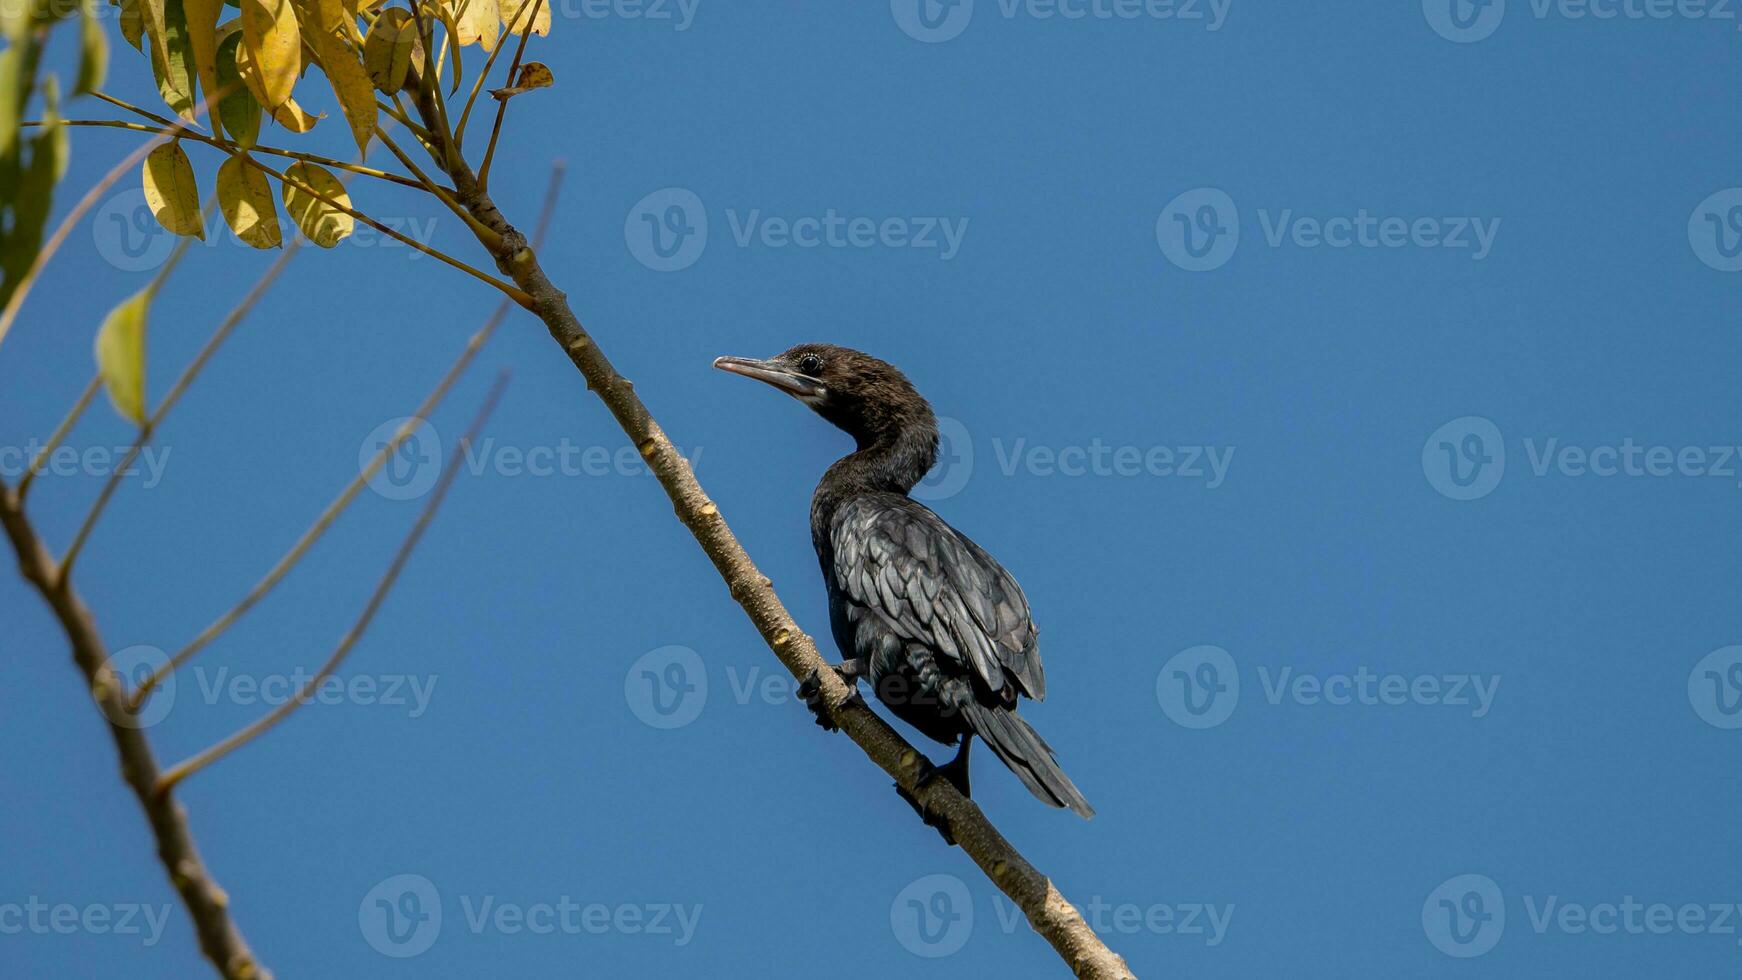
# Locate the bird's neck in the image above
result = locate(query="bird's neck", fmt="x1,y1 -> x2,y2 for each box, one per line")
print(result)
810,421 -> 939,537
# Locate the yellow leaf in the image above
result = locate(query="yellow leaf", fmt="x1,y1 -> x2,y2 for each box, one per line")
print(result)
268,96 -> 323,131
94,290 -> 151,426
217,155 -> 282,249
281,162 -> 353,248
305,8 -> 375,150
241,0 -> 300,107
184,0 -> 224,129
489,59 -> 550,100
141,142 -> 204,239
450,0 -> 498,51
362,7 -> 422,93
499,0 -> 547,36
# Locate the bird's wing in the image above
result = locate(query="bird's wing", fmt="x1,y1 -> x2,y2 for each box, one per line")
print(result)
831,494 -> 1045,701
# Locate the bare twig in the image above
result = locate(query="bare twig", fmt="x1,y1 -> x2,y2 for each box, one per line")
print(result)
475,0 -> 542,190
454,18 -> 517,144
27,119 -> 432,190
157,372 -> 509,793
59,244 -> 302,584
0,114 -> 199,352
19,376 -> 99,501
413,95 -> 1135,977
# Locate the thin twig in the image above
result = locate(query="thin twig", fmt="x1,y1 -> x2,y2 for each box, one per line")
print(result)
156,372 -> 510,793
19,376 -> 99,502
131,308 -> 501,703
59,244 -> 302,585
476,0 -> 542,190
454,17 -> 516,145
33,119 -> 433,191
0,114 -> 198,352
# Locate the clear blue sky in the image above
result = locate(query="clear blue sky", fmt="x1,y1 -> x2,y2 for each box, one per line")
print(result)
4,2 -> 1741,976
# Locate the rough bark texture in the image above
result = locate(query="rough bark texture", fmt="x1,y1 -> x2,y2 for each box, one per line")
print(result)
425,128 -> 1135,976
0,486 -> 266,979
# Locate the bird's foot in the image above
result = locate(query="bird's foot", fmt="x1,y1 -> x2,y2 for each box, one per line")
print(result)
895,759 -> 960,847
797,661 -> 864,732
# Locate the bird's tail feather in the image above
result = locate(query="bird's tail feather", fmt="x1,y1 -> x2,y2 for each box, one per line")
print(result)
962,702 -> 1094,819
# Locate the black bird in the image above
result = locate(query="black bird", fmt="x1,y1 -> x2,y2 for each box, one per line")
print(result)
714,344 -> 1094,820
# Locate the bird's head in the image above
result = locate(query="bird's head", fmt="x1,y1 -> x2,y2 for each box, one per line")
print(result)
713,344 -> 937,449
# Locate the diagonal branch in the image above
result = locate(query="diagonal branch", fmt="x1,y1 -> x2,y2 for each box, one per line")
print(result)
411,94 -> 1136,978
0,484 -> 267,979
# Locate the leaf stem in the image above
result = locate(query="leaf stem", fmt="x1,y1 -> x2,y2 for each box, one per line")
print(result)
476,0 -> 542,191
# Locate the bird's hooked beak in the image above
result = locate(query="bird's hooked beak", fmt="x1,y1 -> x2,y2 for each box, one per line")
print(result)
712,356 -> 825,400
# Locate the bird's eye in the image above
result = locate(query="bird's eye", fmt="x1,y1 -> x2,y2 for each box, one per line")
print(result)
799,354 -> 824,375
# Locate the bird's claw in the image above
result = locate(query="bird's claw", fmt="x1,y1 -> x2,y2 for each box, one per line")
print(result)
895,762 -> 958,847
798,663 -> 862,732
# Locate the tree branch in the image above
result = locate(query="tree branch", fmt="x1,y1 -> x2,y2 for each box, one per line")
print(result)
413,95 -> 1136,978
0,483 -> 268,980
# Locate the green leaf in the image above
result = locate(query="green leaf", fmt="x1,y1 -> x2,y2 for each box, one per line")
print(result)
76,0 -> 110,95
95,289 -> 151,426
217,154 -> 281,248
0,75 -> 65,312
362,7 -> 421,94
215,30 -> 260,147
120,0 -> 146,52
141,141 -> 205,239
281,161 -> 352,247
151,0 -> 198,119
